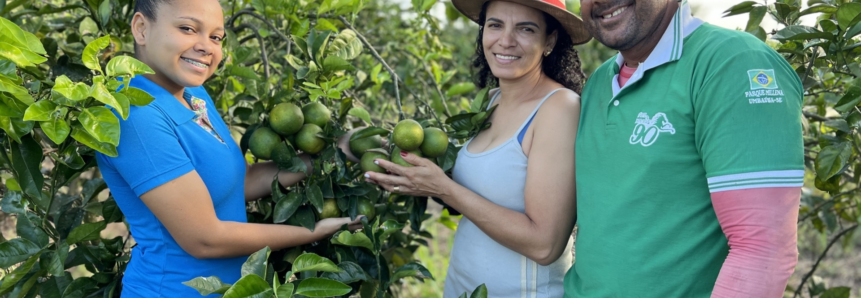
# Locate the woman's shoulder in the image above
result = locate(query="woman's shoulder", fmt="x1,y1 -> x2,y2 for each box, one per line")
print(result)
544,87 -> 581,110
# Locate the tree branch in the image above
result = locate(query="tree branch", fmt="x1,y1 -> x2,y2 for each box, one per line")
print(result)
338,16 -> 404,121
232,23 -> 271,98
792,223 -> 859,298
227,8 -> 292,47
406,51 -> 452,117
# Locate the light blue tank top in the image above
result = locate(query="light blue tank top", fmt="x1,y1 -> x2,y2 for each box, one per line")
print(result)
443,88 -> 574,298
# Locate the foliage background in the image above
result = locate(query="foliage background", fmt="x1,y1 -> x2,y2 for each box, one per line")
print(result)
0,0 -> 859,297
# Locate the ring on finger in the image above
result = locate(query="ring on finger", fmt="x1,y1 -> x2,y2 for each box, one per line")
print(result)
393,185 -> 400,193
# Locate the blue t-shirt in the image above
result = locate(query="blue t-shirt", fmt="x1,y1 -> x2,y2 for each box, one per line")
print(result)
96,76 -> 247,298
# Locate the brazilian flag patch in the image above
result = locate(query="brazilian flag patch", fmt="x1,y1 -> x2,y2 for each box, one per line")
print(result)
747,69 -> 778,90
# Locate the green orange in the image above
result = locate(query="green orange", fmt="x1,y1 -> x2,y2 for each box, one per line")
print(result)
302,102 -> 332,127
248,127 -> 281,160
361,151 -> 388,174
269,102 -> 304,136
392,119 -> 424,151
420,127 -> 449,157
315,198 -> 341,219
349,135 -> 382,158
357,198 -> 376,221
296,124 -> 325,154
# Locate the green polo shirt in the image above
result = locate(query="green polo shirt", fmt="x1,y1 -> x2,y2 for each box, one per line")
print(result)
565,2 -> 804,298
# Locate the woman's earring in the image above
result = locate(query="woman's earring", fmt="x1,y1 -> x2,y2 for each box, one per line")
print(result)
544,50 -> 551,56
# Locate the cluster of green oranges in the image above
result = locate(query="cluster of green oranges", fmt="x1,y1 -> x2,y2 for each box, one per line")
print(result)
248,101 -> 331,159
352,119 -> 449,174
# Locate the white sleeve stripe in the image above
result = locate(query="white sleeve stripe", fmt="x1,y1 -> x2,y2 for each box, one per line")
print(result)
707,170 -> 805,184
709,182 -> 803,193
709,178 -> 803,188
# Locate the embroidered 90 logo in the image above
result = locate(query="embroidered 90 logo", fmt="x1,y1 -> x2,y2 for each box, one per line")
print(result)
629,112 -> 676,147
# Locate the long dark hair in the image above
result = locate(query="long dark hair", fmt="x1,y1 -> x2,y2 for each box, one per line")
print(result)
472,2 -> 585,93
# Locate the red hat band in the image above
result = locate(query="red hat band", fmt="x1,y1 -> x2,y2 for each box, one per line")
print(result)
542,0 -> 566,9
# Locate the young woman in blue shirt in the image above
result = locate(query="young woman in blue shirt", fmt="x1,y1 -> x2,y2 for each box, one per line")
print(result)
95,0 -> 361,297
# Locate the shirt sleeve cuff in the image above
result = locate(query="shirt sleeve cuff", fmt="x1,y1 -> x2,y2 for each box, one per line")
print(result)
131,162 -> 195,197
707,170 -> 804,193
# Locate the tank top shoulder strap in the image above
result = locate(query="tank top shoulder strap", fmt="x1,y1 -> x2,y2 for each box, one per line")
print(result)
516,88 -> 568,144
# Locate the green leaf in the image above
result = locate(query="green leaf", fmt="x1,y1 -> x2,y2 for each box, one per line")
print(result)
61,276 -> 98,298
322,55 -> 356,72
0,75 -> 34,105
379,220 -> 406,242
41,117 -> 71,144
105,55 -> 155,77
16,213 -> 48,247
82,36 -> 111,73
292,253 -> 342,273
0,94 -> 26,117
348,107 -> 371,124
120,86 -> 155,106
815,142 -> 852,180
229,66 -> 260,81
0,253 -> 38,296
329,30 -> 363,60
446,82 -> 476,97
274,192 -> 303,223
0,40 -> 46,68
470,284 -> 488,298
98,0 -> 111,29
0,116 -> 34,143
800,5 -> 838,16
723,1 -> 757,16
22,100 -> 57,121
469,87 -> 489,113
745,6 -> 767,32
52,75 -> 90,101
90,81 -> 128,119
9,135 -> 43,201
241,246 -> 271,278
0,59 -> 16,80
183,276 -> 232,296
331,230 -> 374,251
79,106 -> 120,146
420,0 -> 437,12
834,78 -> 861,112
772,25 -> 832,41
274,280 -> 294,298
48,242 -> 70,276
65,221 -> 107,244
321,261 -> 370,284
294,278 -> 352,297
294,207 -> 316,232
0,238 -> 40,268
391,263 -> 434,281
837,3 -> 861,30
0,17 -> 46,55
71,122 -> 117,157
78,17 -> 99,36
350,126 -> 389,141
307,184 -> 324,213
821,287 -> 851,298
222,275 -> 273,298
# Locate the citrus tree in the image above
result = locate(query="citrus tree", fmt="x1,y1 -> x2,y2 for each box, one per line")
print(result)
726,0 -> 861,297
0,0 -> 493,297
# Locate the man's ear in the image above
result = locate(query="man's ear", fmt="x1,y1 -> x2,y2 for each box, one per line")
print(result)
131,12 -> 148,47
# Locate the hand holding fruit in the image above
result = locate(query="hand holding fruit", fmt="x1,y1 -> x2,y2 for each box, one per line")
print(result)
365,147 -> 454,199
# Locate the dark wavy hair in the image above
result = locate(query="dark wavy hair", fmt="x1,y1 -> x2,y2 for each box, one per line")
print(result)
471,2 -> 585,93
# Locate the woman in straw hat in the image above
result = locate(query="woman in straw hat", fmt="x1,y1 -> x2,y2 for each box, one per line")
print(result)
363,0 -> 590,296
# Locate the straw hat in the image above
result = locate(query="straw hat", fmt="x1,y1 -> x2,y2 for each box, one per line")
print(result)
451,0 -> 591,45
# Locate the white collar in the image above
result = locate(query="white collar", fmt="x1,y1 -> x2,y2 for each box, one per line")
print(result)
611,0 -> 704,97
